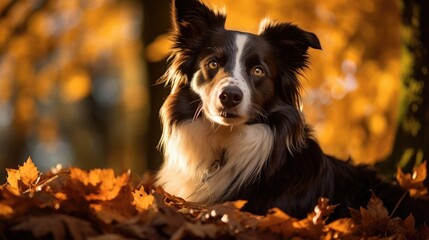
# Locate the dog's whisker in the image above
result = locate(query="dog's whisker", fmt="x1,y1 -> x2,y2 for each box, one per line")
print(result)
193,103 -> 203,121
189,99 -> 201,105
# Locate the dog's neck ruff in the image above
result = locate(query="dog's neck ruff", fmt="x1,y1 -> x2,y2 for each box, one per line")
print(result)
157,118 -> 274,203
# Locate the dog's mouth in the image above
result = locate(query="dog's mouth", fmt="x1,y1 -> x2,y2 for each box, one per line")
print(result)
219,111 -> 239,118
208,108 -> 248,126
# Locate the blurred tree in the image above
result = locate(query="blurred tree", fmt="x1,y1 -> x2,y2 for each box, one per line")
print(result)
378,0 -> 429,177
0,0 -> 147,178
142,0 -> 170,171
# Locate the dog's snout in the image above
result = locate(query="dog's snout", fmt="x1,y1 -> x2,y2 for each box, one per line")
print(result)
219,87 -> 243,108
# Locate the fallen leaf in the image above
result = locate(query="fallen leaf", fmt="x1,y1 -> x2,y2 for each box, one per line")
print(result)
5,169 -> 21,195
18,157 -> 39,187
0,202 -> 14,217
171,222 -> 219,240
4,158 -> 40,195
12,214 -> 97,240
419,224 -> 429,240
325,218 -> 357,234
396,161 -> 428,198
69,168 -> 130,201
132,186 -> 154,212
352,192 -> 390,235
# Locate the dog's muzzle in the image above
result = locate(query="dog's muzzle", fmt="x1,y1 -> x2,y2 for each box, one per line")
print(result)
218,86 -> 243,109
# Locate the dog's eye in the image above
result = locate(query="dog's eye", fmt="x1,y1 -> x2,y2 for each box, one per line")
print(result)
207,61 -> 219,70
252,66 -> 265,77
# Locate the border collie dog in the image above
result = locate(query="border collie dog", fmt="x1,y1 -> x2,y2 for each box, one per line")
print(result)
157,0 -> 429,224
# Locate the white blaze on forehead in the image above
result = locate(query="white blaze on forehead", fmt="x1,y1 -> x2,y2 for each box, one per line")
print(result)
233,34 -> 248,80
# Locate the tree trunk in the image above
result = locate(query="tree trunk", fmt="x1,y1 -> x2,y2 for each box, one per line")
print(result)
142,0 -> 170,171
378,0 -> 429,179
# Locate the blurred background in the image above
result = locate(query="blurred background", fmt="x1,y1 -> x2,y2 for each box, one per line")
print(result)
0,0 -> 427,179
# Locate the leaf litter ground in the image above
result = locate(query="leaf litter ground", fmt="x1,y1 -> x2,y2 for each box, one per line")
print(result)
0,157 -> 428,240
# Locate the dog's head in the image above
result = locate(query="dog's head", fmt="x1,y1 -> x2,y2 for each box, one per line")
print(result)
165,0 -> 321,126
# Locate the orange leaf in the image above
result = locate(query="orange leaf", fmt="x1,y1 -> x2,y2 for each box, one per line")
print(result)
69,168 -> 130,201
5,157 -> 40,195
132,186 -> 154,211
259,208 -> 293,231
19,157 -> 39,187
6,169 -> 20,193
396,161 -> 428,198
0,203 -> 14,217
326,218 -> 357,234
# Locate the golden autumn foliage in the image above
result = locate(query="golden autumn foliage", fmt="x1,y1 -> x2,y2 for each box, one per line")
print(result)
0,158 -> 428,239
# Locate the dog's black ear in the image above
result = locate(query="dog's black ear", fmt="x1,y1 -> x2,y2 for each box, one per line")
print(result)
259,21 -> 321,51
259,21 -> 321,106
172,0 -> 226,43
163,0 -> 226,88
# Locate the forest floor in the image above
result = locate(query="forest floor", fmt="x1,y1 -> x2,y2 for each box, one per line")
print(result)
0,158 -> 428,240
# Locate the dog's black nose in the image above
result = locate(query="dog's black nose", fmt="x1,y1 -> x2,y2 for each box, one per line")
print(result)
219,87 -> 243,108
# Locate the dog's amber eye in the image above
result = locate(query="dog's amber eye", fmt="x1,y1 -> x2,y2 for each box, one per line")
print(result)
208,61 -> 219,70
252,66 -> 265,76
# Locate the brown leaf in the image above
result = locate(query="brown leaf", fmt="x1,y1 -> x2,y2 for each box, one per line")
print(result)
12,214 -> 97,240
419,224 -> 429,240
202,200 -> 260,234
171,222 -> 219,240
356,192 -> 390,235
396,161 -> 428,198
403,214 -> 416,237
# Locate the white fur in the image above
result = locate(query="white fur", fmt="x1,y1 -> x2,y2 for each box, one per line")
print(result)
157,118 -> 274,203
233,34 -> 247,80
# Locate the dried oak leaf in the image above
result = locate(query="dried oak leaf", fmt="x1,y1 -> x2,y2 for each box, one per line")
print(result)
5,157 -> 40,195
132,186 -> 154,212
12,214 -> 97,240
396,161 -> 428,199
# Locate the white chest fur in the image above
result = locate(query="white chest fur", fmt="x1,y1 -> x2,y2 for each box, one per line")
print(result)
157,119 -> 274,203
